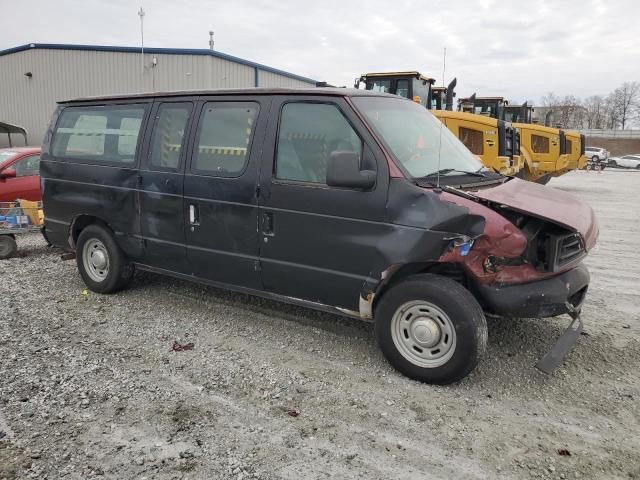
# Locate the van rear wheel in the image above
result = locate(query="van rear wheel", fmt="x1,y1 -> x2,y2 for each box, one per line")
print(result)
76,224 -> 132,293
375,274 -> 487,384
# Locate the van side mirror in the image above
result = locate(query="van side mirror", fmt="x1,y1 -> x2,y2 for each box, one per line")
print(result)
0,168 -> 17,179
326,151 -> 376,190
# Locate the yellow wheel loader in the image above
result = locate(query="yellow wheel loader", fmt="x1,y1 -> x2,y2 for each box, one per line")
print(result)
355,72 -> 522,176
562,131 -> 588,173
458,96 -> 584,183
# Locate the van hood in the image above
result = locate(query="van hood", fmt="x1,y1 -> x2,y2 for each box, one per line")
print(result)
472,178 -> 598,250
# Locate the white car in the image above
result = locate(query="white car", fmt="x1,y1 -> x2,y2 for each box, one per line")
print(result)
585,146 -> 609,162
608,154 -> 640,169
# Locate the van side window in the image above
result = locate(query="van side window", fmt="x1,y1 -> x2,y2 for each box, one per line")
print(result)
458,127 -> 484,155
52,105 -> 146,164
149,103 -> 193,170
192,102 -> 259,177
531,134 -> 550,154
275,103 -> 362,184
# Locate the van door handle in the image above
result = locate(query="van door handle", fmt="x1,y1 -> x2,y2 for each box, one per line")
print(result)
189,204 -> 199,227
262,212 -> 274,237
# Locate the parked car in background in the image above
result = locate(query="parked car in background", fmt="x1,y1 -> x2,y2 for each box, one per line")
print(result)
608,154 -> 640,169
585,146 -> 609,163
0,147 -> 42,202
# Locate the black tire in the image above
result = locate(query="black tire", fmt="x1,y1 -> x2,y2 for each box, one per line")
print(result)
592,156 -> 599,162
0,235 -> 18,260
610,160 -> 617,167
375,274 -> 487,384
76,224 -> 133,293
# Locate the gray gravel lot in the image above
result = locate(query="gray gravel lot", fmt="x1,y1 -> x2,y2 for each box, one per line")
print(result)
1,170 -> 639,480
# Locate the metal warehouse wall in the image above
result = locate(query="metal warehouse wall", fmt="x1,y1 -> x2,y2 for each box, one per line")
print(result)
0,47 -> 315,147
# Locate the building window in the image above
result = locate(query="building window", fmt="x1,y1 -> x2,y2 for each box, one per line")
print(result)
52,105 -> 146,164
191,102 -> 259,177
149,103 -> 192,170
458,127 -> 484,155
531,134 -> 550,154
276,103 -> 362,184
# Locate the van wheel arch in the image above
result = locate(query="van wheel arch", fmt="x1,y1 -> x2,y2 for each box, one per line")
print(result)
69,215 -> 112,248
373,262 -> 468,313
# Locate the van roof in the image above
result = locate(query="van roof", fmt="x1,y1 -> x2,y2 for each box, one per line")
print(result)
59,87 -> 395,104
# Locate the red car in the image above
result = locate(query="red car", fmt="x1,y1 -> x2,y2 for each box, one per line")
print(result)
0,147 -> 42,202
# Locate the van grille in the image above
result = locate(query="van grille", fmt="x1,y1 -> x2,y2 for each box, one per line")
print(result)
545,232 -> 584,272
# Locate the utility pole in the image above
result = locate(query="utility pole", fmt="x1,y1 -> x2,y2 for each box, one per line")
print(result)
138,7 -> 145,75
209,31 -> 214,51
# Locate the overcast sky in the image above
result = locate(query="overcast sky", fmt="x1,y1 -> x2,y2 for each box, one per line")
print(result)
3,0 -> 639,103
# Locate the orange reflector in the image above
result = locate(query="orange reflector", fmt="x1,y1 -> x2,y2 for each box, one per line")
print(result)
413,95 -> 421,103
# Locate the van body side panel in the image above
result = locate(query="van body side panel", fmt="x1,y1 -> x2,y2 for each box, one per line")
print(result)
41,161 -> 143,256
182,96 -> 270,290
257,96 -> 390,310
41,101 -> 151,258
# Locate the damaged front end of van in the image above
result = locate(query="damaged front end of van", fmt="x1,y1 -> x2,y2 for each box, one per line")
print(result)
352,95 -> 598,374
356,176 -> 598,373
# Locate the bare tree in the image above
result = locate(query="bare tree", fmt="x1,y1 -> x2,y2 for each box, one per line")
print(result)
603,92 -> 621,129
583,95 -> 606,129
611,81 -> 640,129
537,83 -> 640,129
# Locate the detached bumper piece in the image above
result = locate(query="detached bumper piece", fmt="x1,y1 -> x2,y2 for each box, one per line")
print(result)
472,264 -> 590,374
535,302 -> 583,374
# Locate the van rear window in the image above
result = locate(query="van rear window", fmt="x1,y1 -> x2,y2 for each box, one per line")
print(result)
51,105 -> 146,164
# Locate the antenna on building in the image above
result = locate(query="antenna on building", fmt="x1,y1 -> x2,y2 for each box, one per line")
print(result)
209,31 -> 214,51
138,7 -> 145,74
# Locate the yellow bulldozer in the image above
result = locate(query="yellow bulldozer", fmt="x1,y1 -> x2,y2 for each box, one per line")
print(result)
458,96 -> 587,183
355,72 -> 522,176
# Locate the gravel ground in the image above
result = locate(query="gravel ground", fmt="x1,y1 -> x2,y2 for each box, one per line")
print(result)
1,169 -> 639,480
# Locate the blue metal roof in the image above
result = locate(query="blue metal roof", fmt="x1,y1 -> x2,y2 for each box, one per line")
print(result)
0,43 -> 318,84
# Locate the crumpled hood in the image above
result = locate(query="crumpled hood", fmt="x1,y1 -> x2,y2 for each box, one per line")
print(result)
473,178 -> 599,250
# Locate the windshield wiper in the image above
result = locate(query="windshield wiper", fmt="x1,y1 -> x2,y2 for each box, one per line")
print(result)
419,168 -> 487,179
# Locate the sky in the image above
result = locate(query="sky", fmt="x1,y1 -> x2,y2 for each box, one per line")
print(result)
2,0 -> 639,103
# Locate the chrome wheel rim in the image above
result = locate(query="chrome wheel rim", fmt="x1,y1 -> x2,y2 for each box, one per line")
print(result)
391,300 -> 457,368
83,239 -> 110,282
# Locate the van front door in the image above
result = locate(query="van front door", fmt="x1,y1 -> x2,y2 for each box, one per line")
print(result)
139,100 -> 193,273
257,97 -> 389,312
183,97 -> 268,289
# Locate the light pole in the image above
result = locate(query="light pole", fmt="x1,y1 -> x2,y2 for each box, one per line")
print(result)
138,7 -> 145,76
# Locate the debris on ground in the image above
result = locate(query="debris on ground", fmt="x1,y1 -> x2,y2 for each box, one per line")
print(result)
172,341 -> 195,352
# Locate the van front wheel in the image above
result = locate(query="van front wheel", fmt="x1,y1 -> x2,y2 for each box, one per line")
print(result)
375,274 -> 487,384
76,224 -> 132,293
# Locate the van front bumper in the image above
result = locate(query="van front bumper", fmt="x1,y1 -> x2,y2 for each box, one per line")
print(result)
472,263 -> 590,318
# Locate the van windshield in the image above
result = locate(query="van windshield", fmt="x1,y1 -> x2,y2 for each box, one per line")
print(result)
352,96 -> 485,180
